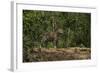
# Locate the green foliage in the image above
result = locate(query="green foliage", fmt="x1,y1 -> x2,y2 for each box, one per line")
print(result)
23,10 -> 91,62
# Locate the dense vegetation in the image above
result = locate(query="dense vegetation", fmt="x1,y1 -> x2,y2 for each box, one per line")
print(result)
23,10 -> 91,62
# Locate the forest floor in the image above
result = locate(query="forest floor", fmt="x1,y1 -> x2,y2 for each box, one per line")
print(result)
24,47 -> 91,62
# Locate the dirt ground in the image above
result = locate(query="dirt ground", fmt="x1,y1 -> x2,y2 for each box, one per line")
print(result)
24,47 -> 91,62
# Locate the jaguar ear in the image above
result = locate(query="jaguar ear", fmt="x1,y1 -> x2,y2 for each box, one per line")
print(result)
57,28 -> 63,33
